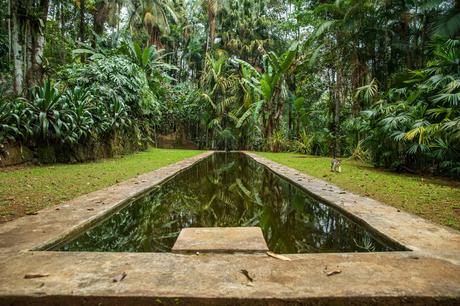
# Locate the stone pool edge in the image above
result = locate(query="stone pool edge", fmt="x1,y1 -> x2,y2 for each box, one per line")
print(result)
0,151 -> 214,254
245,151 -> 460,266
0,150 -> 458,305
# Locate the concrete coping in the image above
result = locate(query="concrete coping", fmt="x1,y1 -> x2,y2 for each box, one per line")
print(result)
0,151 -> 459,304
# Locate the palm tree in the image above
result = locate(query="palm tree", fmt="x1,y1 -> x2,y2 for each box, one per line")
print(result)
199,50 -> 240,150
127,0 -> 177,48
218,0 -> 270,64
203,0 -> 217,52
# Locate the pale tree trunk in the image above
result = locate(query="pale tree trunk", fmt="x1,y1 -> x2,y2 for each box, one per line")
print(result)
60,2 -> 65,34
79,0 -> 85,61
11,0 -> 23,95
12,0 -> 49,94
24,19 -> 31,86
7,0 -> 11,63
333,68 -> 343,158
205,0 -> 216,52
33,0 -> 49,83
79,0 -> 85,42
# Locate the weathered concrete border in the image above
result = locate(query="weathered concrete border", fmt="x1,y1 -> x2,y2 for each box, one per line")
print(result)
245,152 -> 460,266
0,151 -> 459,305
0,151 -> 213,254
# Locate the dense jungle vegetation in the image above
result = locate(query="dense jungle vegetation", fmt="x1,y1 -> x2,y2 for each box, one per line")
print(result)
0,0 -> 460,177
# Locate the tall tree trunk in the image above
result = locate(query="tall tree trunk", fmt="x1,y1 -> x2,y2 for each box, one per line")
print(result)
59,2 -> 66,63
205,0 -> 217,52
92,0 -> 108,46
287,74 -> 296,139
7,0 -> 12,64
24,16 -> 31,86
401,0 -> 411,68
11,0 -> 49,93
11,0 -> 23,94
15,0 -> 49,89
351,49 -> 365,116
79,0 -> 85,42
333,69 -> 342,158
30,0 -> 49,86
116,3 -> 121,34
79,0 -> 85,61
60,2 -> 65,34
147,26 -> 162,48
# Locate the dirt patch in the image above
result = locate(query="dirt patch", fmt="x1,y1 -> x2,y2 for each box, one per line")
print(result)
157,134 -> 198,150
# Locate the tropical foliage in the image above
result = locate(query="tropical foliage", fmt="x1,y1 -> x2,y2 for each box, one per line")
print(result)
0,0 -> 459,176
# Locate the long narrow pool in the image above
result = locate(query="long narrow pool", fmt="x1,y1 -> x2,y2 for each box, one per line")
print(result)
54,152 -> 403,253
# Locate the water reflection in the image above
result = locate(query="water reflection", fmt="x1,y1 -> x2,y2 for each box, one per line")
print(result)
56,153 -> 398,253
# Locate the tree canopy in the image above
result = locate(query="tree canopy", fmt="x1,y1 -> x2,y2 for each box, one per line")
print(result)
1,0 -> 459,176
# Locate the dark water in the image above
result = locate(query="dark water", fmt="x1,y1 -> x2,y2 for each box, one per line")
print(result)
54,153 -> 402,253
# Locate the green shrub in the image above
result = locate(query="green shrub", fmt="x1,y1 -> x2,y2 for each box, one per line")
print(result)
0,98 -> 22,144
292,130 -> 313,154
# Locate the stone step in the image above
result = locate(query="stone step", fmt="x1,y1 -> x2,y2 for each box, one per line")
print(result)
172,227 -> 269,254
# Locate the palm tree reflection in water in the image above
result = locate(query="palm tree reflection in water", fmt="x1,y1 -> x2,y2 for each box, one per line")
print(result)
57,153 -> 397,253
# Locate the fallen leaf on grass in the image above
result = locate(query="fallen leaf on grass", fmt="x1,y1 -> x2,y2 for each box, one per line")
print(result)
24,273 -> 49,279
266,251 -> 291,261
326,270 -> 342,276
112,272 -> 127,282
240,269 -> 254,282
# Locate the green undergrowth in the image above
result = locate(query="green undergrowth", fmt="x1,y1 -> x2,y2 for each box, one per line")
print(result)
0,148 -> 202,222
256,152 -> 460,230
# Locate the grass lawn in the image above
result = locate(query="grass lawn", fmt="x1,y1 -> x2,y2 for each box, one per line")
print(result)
0,148 -> 202,223
256,152 -> 460,230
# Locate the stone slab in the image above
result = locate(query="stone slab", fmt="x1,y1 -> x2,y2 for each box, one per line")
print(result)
172,227 -> 269,253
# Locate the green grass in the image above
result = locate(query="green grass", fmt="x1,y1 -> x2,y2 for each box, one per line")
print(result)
256,152 -> 460,230
2,149 -> 459,229
0,148 -> 202,223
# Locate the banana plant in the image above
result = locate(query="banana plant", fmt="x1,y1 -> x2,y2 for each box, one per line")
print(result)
234,42 -> 298,150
